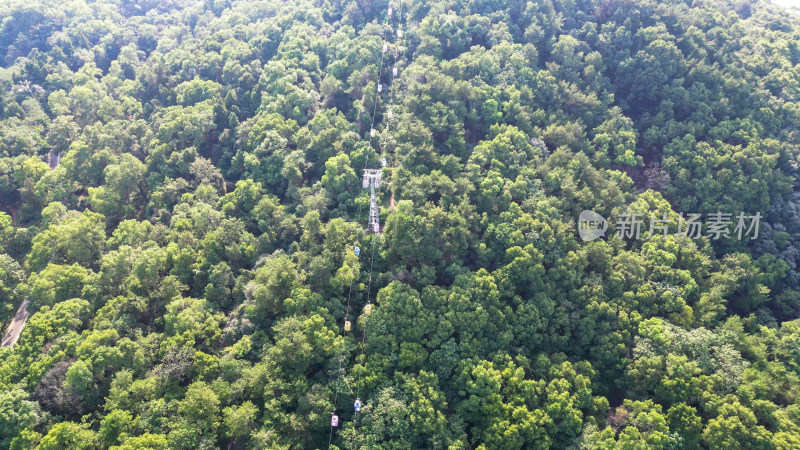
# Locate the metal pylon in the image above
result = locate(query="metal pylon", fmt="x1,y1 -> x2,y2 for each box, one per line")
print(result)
362,169 -> 382,233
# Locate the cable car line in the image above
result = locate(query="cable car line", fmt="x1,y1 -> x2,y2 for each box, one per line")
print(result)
351,1 -> 405,443
329,2 -> 406,447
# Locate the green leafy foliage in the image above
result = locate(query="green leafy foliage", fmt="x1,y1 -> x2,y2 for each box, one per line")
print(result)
0,0 -> 798,448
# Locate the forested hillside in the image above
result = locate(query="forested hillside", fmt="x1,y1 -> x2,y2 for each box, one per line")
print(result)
1,0 -> 799,448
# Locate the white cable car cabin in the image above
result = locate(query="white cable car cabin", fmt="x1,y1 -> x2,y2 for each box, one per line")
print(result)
331,414 -> 339,427
354,398 -> 362,412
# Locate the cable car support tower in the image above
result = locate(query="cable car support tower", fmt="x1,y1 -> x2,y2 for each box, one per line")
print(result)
363,169 -> 382,233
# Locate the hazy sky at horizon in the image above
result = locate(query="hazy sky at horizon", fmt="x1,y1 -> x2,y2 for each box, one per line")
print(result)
771,0 -> 799,9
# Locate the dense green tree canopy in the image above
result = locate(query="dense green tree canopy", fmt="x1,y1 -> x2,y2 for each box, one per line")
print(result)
0,0 -> 799,448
